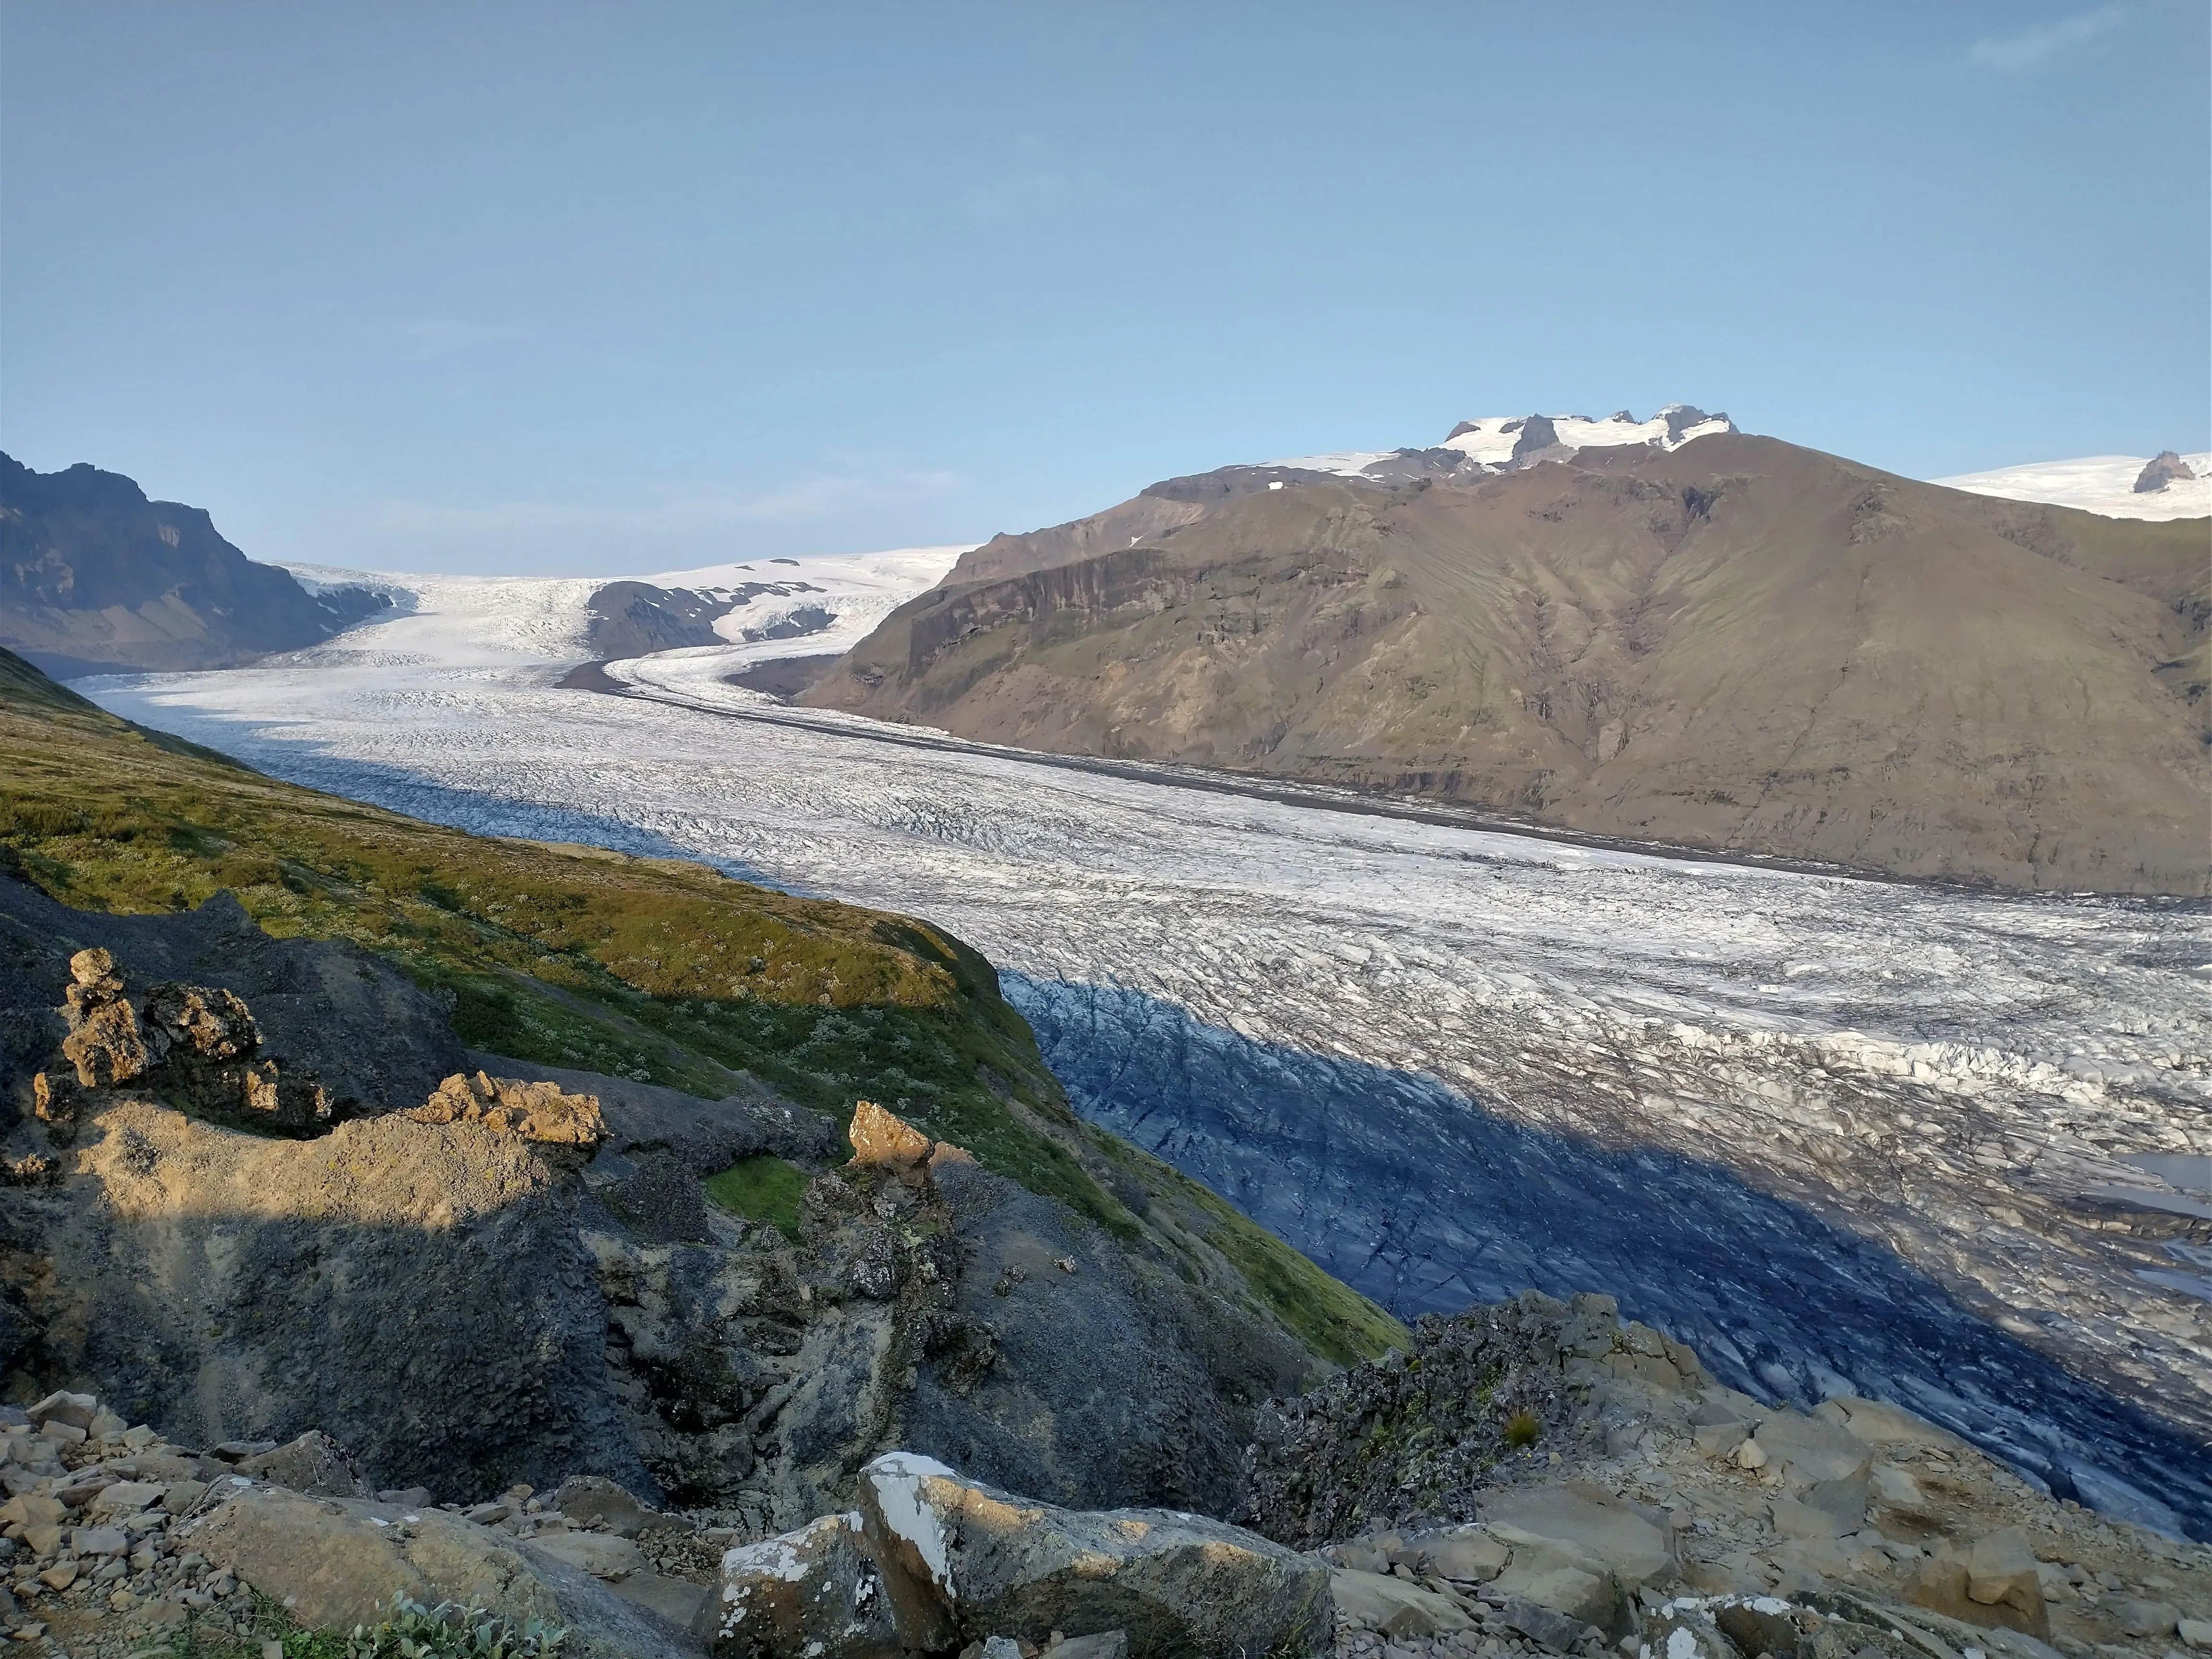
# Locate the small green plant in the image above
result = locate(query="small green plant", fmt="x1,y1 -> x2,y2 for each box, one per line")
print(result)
345,1596 -> 566,1659
1503,1409 -> 1542,1448
704,1153 -> 812,1241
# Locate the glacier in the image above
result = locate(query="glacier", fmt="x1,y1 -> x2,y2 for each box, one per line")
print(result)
72,559 -> 2212,1536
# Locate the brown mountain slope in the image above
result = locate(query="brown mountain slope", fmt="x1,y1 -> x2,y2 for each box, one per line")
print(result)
804,434 -> 2211,893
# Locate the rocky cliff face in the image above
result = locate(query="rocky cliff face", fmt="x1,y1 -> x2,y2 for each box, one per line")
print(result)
0,452 -> 390,676
805,434 -> 2211,893
0,878 -> 1327,1531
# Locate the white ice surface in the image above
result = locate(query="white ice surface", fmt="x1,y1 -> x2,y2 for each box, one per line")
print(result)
65,565 -> 2212,1525
1934,454 -> 2212,521
1275,406 -> 1732,474
1440,411 -> 1717,464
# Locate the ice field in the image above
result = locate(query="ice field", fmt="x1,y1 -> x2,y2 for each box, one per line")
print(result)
79,561 -> 2212,1535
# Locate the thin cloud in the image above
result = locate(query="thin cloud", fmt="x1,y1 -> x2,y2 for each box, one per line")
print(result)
1969,5 -> 2128,70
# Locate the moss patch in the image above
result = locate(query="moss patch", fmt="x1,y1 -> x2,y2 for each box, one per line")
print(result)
1185,1183 -> 1409,1367
704,1154 -> 811,1242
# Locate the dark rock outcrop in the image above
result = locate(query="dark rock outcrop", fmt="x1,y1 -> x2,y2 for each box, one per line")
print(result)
0,881 -> 1322,1539
2133,449 -> 2197,493
0,451 -> 390,676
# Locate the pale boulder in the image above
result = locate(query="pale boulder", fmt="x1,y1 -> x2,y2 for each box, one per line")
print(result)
1327,1568 -> 1473,1639
1482,1487 -> 1672,1588
857,1451 -> 1330,1657
531,1531 -> 645,1582
700,1511 -> 901,1659
182,1484 -> 692,1659
1750,1411 -> 1873,1485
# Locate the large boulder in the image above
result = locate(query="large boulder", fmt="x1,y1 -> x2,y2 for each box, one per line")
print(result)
857,1451 -> 1331,1657
1908,1527 -> 2049,1638
1481,1487 -> 1671,1589
1750,1410 -> 1874,1486
1327,1568 -> 1472,1640
699,1511 -> 901,1659
1486,1535 -> 1621,1637
181,1484 -> 697,1659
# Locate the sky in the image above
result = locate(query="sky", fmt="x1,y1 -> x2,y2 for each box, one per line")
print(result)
3,2 -> 2207,576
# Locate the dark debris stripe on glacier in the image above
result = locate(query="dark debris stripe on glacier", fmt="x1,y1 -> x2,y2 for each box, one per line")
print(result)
1004,972 -> 2212,1540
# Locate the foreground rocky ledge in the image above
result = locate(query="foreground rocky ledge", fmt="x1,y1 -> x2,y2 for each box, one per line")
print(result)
5,1297 -> 2205,1659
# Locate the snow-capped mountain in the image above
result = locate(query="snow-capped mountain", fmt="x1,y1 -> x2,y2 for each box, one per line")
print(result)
1935,452 -> 2211,521
273,544 -> 966,675
1272,405 -> 1735,482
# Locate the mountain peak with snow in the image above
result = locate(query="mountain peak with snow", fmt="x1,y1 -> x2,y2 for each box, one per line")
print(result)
1270,405 -> 1736,483
1935,451 -> 2211,522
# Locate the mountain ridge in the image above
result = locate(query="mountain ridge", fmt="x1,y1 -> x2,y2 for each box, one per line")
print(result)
0,451 -> 391,676
802,432 -> 2210,894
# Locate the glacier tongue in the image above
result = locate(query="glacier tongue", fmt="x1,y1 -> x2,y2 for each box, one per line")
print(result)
72,585 -> 2212,1538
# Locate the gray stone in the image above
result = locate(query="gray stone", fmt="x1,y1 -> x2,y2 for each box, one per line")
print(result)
1751,1411 -> 1874,1486
1400,1525 -> 1509,1583
26,1392 -> 97,1433
699,1510 -> 901,1659
1487,1536 -> 1621,1636
552,1474 -> 663,1539
611,1571 -> 712,1633
859,1451 -> 1331,1656
1329,1569 -> 1475,1639
180,1483 -> 693,1659
1770,1499 -> 1847,1540
236,1432 -> 364,1499
1499,1595 -> 1597,1654
2114,1601 -> 2179,1639
1046,1634 -> 1130,1659
1482,1488 -> 1671,1589
530,1531 -> 645,1582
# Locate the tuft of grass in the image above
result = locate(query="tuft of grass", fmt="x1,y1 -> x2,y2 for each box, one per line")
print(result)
1504,1409 -> 1542,1448
704,1154 -> 811,1242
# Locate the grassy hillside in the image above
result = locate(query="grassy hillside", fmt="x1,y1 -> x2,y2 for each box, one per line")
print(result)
0,646 -> 1404,1368
807,435 -> 2211,894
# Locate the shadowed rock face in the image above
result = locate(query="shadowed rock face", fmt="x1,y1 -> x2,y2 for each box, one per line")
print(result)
583,579 -> 828,660
805,433 -> 2210,894
0,452 -> 390,676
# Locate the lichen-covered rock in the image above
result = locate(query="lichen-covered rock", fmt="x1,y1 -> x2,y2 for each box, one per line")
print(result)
182,1484 -> 695,1659
412,1071 -> 606,1147
702,1510 -> 902,1658
858,1451 -> 1331,1657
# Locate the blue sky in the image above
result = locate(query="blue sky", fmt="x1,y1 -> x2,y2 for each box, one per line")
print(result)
3,2 -> 2205,575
